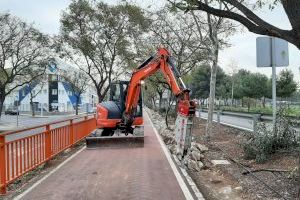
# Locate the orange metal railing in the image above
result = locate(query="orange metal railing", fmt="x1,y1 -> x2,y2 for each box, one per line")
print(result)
0,115 -> 96,194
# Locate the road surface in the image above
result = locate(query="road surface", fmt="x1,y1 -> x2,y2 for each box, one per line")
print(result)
0,114 -> 87,132
0,113 -> 92,141
196,111 -> 254,131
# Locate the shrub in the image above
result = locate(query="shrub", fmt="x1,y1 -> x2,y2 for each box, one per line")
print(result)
242,106 -> 299,163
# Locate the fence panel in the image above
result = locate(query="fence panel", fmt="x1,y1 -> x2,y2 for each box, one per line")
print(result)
0,115 -> 96,194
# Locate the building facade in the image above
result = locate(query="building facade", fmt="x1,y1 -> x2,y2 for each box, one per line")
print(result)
4,59 -> 97,113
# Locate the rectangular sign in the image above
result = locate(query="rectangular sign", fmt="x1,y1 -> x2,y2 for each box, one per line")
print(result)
256,37 -> 289,67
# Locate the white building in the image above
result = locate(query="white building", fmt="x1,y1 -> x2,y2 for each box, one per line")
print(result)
4,58 -> 97,113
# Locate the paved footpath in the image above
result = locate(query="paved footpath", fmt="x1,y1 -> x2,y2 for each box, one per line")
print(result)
17,113 -> 191,200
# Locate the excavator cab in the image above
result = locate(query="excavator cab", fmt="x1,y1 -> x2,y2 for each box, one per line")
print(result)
96,81 -> 143,136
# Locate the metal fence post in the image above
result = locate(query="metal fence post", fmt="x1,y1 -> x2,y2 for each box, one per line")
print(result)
0,135 -> 6,194
70,119 -> 74,145
252,114 -> 260,132
45,125 -> 52,160
217,111 -> 221,133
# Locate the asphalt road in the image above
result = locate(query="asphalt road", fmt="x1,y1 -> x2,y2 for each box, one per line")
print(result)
0,114 -> 90,142
196,111 -> 254,131
0,113 -> 90,130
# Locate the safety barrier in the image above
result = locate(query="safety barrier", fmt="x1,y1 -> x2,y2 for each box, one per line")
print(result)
0,115 -> 97,194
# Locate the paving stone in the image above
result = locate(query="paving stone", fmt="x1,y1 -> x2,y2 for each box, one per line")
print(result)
211,159 -> 231,165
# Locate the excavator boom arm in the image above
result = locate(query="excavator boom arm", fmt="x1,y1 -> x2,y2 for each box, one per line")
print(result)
123,48 -> 195,125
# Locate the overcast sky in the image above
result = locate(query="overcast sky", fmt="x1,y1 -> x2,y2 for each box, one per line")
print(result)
0,0 -> 299,81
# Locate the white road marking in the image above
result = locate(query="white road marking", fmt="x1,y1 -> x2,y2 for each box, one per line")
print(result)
145,112 -> 195,200
13,146 -> 86,200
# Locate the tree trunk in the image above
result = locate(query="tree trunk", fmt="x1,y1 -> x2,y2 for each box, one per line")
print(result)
158,92 -> 163,110
0,97 -> 5,118
206,46 -> 218,141
30,103 -> 35,117
0,86 -> 7,118
97,88 -> 105,103
247,98 -> 251,112
165,94 -> 173,128
30,95 -> 35,117
75,97 -> 79,115
262,97 -> 266,108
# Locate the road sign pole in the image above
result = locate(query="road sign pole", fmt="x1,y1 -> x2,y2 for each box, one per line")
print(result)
257,36 -> 289,132
272,65 -> 276,130
270,37 -> 276,131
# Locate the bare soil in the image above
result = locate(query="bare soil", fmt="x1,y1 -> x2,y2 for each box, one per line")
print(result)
190,118 -> 299,200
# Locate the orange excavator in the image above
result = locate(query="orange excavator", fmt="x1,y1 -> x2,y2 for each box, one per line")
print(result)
86,48 -> 195,150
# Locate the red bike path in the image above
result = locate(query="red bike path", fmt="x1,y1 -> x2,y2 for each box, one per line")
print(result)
17,113 -> 193,200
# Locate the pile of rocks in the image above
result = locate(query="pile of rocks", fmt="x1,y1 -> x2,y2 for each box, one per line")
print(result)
181,142 -> 208,171
147,108 -> 208,172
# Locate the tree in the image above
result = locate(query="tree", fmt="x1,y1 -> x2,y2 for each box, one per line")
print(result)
188,2 -> 235,140
60,0 -> 149,102
149,8 -> 209,75
242,72 -> 269,111
143,79 -> 158,109
27,70 -> 47,117
189,65 -> 229,102
0,13 -> 50,117
171,0 -> 300,49
276,69 -> 297,99
232,69 -> 249,100
148,74 -> 167,110
61,70 -> 90,115
143,7 -> 210,127
190,65 -> 211,100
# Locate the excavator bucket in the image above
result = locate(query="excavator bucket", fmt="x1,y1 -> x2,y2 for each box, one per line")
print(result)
86,126 -> 144,148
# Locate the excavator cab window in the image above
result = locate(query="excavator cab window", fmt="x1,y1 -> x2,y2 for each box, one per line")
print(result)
109,81 -> 142,117
109,81 -> 129,112
111,84 -> 121,102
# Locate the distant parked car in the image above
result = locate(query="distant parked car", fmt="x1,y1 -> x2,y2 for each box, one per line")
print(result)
5,108 -> 19,115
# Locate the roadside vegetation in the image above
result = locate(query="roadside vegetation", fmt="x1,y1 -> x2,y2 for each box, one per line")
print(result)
243,106 -> 300,163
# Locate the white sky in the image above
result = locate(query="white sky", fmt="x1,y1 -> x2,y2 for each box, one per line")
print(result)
0,0 -> 299,82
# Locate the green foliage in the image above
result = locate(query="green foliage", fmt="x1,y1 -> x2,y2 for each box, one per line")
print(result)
242,106 -> 300,163
233,69 -> 269,100
60,0 -> 149,101
189,65 -> 230,99
276,69 -> 297,98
